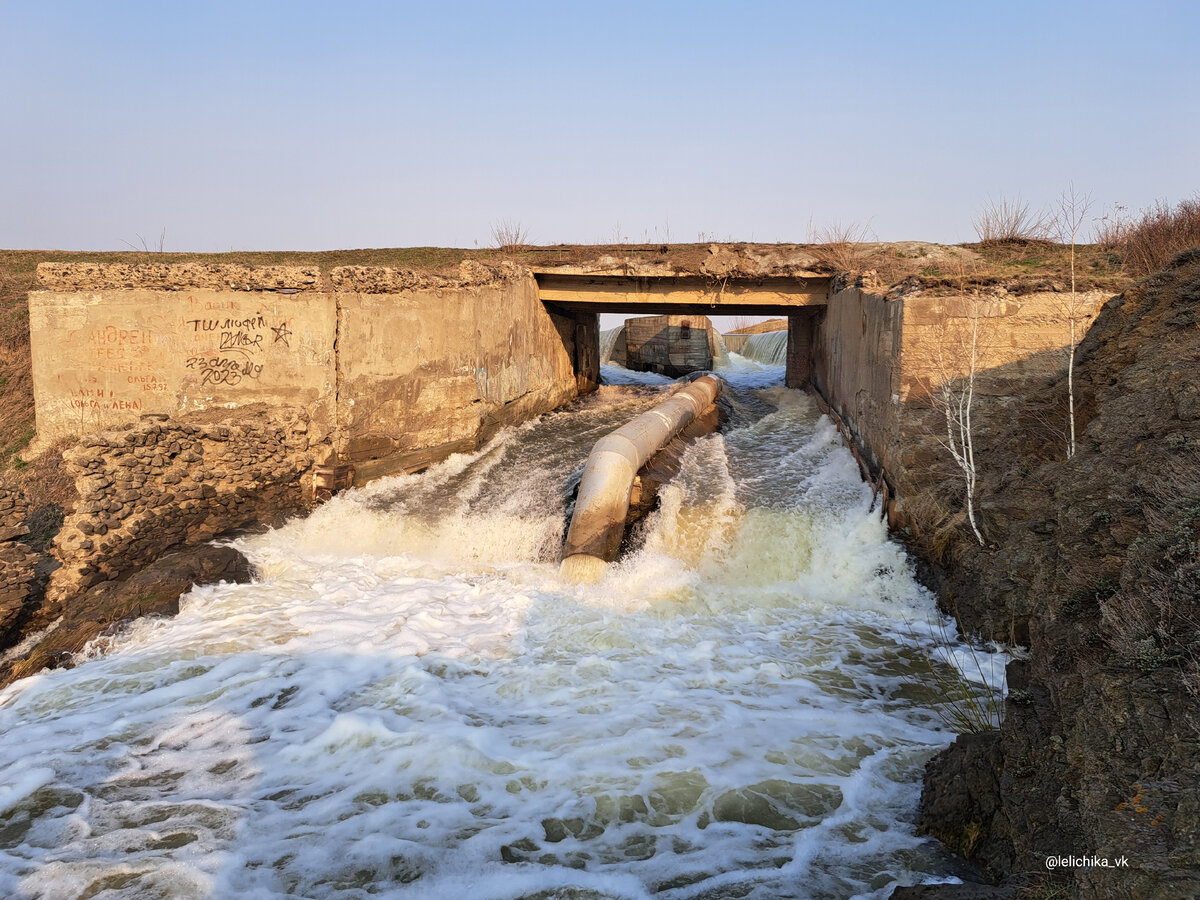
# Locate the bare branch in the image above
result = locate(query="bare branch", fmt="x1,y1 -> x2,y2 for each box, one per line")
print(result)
973,195 -> 1050,244
490,220 -> 530,254
807,220 -> 876,274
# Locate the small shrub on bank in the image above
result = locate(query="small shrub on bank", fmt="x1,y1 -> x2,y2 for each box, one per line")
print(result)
808,221 -> 874,273
973,196 -> 1050,244
1097,195 -> 1200,276
490,220 -> 530,254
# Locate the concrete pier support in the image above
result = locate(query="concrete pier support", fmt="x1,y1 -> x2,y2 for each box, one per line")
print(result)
786,309 -> 821,388
560,375 -> 722,583
573,311 -> 600,393
547,304 -> 600,394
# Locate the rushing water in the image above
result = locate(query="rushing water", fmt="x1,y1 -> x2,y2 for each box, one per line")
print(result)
599,328 -> 622,365
0,360 -> 1002,899
733,331 -> 788,366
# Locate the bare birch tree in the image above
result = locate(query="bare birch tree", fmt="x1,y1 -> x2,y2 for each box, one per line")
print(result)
922,268 -> 989,546
1052,184 -> 1093,459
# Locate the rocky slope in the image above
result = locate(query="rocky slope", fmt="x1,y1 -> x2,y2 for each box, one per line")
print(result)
910,249 -> 1200,898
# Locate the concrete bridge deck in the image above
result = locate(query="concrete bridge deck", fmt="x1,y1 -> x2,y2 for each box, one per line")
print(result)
533,272 -> 830,316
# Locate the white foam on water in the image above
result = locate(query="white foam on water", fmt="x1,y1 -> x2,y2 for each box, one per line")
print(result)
601,364 -> 675,386
0,376 -> 1000,899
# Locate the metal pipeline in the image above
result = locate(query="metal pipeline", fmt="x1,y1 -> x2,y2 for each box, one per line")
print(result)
560,374 -> 722,583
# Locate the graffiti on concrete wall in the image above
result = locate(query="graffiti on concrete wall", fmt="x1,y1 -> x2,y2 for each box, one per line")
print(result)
45,292 -> 318,440
182,305 -> 294,389
185,356 -> 264,386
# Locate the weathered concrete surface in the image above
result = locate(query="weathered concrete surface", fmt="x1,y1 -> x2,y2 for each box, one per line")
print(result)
599,326 -> 627,366
811,286 -> 905,477
546,304 -> 601,396
529,243 -> 824,279
535,273 -> 829,315
786,310 -> 821,388
723,318 -> 787,354
27,263 -> 597,484
334,271 -> 583,481
29,282 -> 336,445
897,288 -> 1113,403
721,333 -> 749,354
812,282 -> 1111,497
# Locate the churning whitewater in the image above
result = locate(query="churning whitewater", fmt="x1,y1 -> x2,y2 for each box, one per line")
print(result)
0,361 -> 1001,899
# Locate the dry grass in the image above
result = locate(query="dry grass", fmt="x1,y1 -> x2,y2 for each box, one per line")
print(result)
0,260 -> 38,475
807,221 -> 875,274
727,315 -> 755,333
973,196 -> 1051,244
121,228 -> 167,254
15,437 -> 76,550
932,240 -> 1128,295
1097,196 -> 1200,276
490,219 -> 530,254
923,639 -> 1005,734
804,222 -> 938,284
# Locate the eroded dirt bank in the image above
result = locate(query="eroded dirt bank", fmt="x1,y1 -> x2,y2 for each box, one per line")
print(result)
899,249 -> 1200,899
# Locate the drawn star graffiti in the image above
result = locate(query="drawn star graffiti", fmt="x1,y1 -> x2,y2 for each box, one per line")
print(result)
271,322 -> 292,347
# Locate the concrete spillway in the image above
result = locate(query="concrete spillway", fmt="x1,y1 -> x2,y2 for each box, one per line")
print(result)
736,329 -> 789,365
560,374 -> 722,583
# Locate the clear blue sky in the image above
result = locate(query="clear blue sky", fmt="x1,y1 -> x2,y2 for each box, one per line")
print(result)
3,0 -> 1196,251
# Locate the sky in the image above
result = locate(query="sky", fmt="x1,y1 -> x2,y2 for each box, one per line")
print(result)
2,0 -> 1197,252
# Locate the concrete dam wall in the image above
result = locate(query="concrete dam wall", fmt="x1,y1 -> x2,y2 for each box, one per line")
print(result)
29,262 -> 598,484
811,281 -> 1112,518
11,247 -> 1159,897
18,258 -> 1111,646
16,261 -> 600,631
27,259 -> 1110,522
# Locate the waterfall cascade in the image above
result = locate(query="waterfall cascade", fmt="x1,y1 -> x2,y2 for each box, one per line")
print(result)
735,329 -> 789,365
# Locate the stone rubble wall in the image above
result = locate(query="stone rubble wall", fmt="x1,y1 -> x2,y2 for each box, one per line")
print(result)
0,482 -> 40,642
46,410 -> 313,608
35,263 -> 320,292
329,259 -> 516,292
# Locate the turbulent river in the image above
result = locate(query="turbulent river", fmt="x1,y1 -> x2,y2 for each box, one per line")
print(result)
0,358 -> 1003,899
